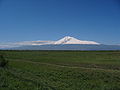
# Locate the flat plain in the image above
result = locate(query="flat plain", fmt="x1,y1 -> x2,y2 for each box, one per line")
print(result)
0,50 -> 120,90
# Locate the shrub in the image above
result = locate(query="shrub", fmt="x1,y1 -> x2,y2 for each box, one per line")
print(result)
0,55 -> 8,68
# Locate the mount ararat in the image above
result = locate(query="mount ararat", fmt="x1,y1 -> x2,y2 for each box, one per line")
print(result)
1,36 -> 120,50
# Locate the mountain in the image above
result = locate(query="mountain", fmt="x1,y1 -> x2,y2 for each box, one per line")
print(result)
54,36 -> 100,45
17,36 -> 100,45
1,36 -> 120,50
0,36 -> 100,49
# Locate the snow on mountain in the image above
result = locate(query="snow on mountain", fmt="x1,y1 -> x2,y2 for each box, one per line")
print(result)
18,37 -> 100,45
54,36 -> 100,45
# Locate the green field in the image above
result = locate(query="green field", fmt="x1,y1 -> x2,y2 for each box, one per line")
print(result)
0,50 -> 120,90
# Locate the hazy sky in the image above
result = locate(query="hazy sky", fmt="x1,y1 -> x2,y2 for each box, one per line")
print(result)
0,0 -> 120,44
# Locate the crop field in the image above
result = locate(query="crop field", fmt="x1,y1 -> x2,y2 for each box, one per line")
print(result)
0,50 -> 120,90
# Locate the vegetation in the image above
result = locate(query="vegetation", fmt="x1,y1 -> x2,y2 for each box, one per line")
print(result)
0,50 -> 120,90
0,54 -> 8,68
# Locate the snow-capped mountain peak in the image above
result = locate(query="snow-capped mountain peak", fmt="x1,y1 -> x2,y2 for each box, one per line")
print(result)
54,36 -> 100,45
0,36 -> 100,49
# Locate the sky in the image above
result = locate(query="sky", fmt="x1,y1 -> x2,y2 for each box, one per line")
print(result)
0,0 -> 120,44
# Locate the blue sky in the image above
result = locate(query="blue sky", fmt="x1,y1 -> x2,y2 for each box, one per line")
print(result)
0,0 -> 120,44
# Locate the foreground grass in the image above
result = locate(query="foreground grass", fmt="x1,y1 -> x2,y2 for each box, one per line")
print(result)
0,50 -> 120,90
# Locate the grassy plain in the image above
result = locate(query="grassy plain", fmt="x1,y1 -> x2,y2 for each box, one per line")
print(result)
0,50 -> 120,90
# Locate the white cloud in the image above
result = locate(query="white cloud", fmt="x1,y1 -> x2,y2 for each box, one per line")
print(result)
0,40 -> 55,48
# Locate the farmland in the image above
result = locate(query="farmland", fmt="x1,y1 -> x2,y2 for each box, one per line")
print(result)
0,50 -> 120,90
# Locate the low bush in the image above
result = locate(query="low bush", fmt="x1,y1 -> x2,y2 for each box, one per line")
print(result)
0,55 -> 8,68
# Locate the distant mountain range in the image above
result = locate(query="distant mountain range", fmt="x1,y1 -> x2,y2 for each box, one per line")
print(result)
1,36 -> 120,50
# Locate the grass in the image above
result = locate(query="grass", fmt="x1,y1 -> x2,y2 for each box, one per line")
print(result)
0,50 -> 120,90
